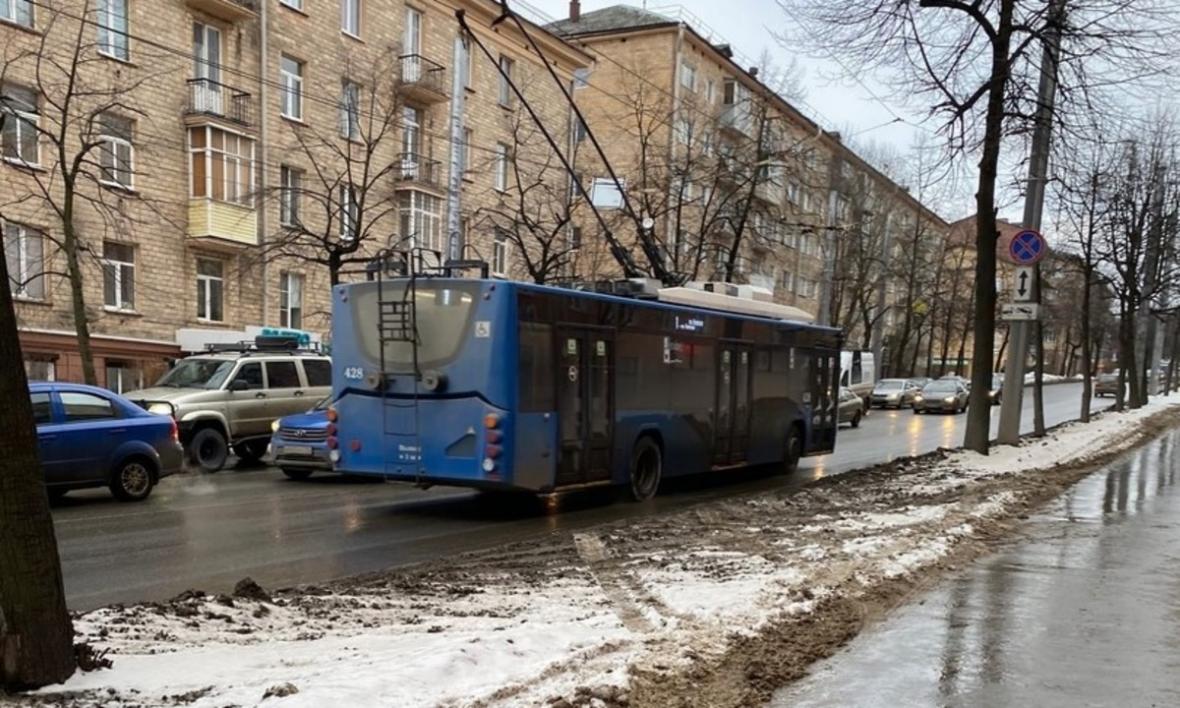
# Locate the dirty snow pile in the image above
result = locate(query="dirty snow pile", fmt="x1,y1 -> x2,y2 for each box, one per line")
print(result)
29,395 -> 1180,708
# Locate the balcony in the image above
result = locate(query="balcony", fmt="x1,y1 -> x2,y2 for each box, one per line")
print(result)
185,78 -> 254,129
720,103 -> 753,138
185,0 -> 256,22
394,153 -> 444,193
398,55 -> 449,105
187,199 -> 257,250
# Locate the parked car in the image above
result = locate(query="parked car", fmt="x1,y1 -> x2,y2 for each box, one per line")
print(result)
1095,372 -> 1122,397
840,351 -> 876,405
30,382 -> 183,502
838,387 -> 866,428
870,378 -> 921,409
269,397 -> 333,480
913,380 -> 970,414
989,374 -> 1004,406
939,374 -> 971,391
908,377 -> 932,389
125,336 -> 332,472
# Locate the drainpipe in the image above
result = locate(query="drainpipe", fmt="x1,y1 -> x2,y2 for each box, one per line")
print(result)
665,23 -> 685,273
445,34 -> 466,260
258,0 -> 270,326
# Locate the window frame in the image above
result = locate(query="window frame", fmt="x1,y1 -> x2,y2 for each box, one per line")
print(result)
340,79 -> 361,140
188,125 -> 255,206
1,83 -> 39,166
279,164 -> 301,226
590,177 -> 625,209
497,54 -> 515,107
3,222 -> 45,300
0,0 -> 33,28
196,257 -> 225,322
98,115 -> 134,190
96,0 -> 130,62
279,271 -> 304,329
679,61 -> 697,91
101,241 -> 135,311
279,0 -> 302,10
339,184 -> 358,240
398,190 -> 442,252
341,0 -> 361,37
493,142 -> 509,192
492,230 -> 508,277
280,55 -> 304,121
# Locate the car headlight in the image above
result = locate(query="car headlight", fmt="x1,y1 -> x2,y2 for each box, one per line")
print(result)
914,395 -> 923,403
944,397 -> 955,403
147,402 -> 174,417
271,419 -> 280,433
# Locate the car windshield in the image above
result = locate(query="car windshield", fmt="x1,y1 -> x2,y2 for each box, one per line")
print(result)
155,358 -> 234,389
875,380 -> 904,390
924,382 -> 957,394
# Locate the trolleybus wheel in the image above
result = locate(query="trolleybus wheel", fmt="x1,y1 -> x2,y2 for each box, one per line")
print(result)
629,437 -> 662,502
783,425 -> 803,475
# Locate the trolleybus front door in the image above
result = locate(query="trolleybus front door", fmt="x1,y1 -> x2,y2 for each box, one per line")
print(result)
714,344 -> 752,465
556,329 -> 614,487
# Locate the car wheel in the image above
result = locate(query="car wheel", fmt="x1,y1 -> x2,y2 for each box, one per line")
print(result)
851,410 -> 862,428
913,408 -> 921,415
110,458 -> 155,502
282,467 -> 314,481
629,437 -> 662,502
190,427 -> 229,473
234,439 -> 269,466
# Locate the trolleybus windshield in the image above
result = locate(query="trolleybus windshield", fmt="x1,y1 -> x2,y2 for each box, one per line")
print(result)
350,282 -> 479,371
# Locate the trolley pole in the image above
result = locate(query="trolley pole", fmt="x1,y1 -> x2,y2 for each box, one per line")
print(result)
997,0 -> 1066,445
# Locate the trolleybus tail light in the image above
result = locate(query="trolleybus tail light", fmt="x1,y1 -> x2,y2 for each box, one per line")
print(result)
483,413 -> 500,429
327,423 -> 338,436
327,436 -> 339,450
327,407 -> 339,423
486,444 -> 502,459
486,429 -> 503,444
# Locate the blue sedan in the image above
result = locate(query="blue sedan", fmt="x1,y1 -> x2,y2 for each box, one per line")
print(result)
31,382 -> 184,502
268,398 -> 333,481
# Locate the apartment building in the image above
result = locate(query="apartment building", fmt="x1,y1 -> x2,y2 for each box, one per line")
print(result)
1,0 -> 589,387
549,3 -> 948,330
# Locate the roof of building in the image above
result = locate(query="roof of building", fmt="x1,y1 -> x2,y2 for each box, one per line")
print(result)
547,5 -> 677,36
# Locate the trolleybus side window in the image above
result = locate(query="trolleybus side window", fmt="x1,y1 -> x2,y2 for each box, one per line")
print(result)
519,321 -> 554,411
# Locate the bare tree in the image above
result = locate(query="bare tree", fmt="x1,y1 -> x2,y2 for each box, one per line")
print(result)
255,49 -> 405,285
0,3 -> 175,384
778,0 -> 1175,452
0,222 -> 75,689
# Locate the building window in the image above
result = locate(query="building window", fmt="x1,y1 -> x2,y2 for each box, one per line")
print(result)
679,62 -> 696,91
101,241 -> 135,310
674,117 -> 691,145
280,55 -> 303,120
280,272 -> 304,329
339,184 -> 358,240
280,0 -> 302,9
498,54 -> 514,107
401,105 -> 421,158
492,230 -> 508,276
590,177 -> 624,209
196,258 -> 224,321
189,126 -> 254,206
341,0 -> 360,36
778,270 -> 794,294
340,79 -> 361,140
573,67 -> 590,90
105,362 -> 141,394
1,0 -> 33,28
494,142 -> 509,192
399,191 -> 442,252
279,165 -> 301,226
97,0 -> 129,61
461,127 -> 473,174
705,79 -> 715,104
1,83 -> 39,166
24,358 -> 54,381
98,115 -> 133,189
3,222 -> 45,299
570,226 -> 582,250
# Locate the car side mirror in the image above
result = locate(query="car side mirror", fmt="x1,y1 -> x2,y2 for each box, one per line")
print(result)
229,379 -> 250,392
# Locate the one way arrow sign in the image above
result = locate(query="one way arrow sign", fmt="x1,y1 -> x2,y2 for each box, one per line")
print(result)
1013,266 -> 1034,302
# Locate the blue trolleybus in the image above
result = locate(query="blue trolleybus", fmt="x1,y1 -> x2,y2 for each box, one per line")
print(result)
328,261 -> 842,500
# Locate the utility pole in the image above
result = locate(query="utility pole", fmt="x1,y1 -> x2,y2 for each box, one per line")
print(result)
871,210 -> 893,381
997,0 -> 1066,445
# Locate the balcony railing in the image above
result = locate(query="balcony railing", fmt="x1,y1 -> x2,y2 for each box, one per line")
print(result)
720,103 -> 752,137
186,78 -> 253,127
185,0 -> 257,22
398,54 -> 448,104
395,153 -> 442,191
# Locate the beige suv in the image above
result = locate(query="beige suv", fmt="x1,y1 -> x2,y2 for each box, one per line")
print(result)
126,344 -> 331,472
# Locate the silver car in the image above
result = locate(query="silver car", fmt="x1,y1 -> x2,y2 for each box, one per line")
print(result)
870,378 -> 921,409
913,380 -> 970,414
126,342 -> 331,472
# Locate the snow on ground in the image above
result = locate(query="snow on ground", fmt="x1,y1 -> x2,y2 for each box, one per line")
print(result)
25,394 -> 1180,708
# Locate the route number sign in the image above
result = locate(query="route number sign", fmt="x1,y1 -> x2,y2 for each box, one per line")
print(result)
1008,229 -> 1047,265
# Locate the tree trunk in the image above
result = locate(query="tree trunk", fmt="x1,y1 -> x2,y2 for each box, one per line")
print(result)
963,0 -> 1015,454
0,240 -> 76,690
61,197 -> 96,385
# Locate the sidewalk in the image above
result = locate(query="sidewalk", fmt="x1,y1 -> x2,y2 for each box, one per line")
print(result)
773,427 -> 1180,707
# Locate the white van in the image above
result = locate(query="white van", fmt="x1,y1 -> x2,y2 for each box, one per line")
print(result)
840,351 -> 876,404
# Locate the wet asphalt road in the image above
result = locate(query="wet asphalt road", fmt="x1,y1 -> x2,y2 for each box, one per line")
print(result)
54,383 -> 1106,610
772,426 -> 1180,708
